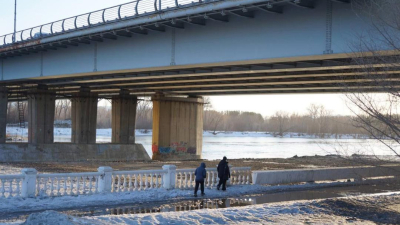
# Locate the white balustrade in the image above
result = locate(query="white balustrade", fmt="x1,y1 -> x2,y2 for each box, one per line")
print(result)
230,167 -> 251,185
176,167 -> 251,189
36,172 -> 100,197
0,166 -> 251,198
0,175 -> 23,198
111,170 -> 166,192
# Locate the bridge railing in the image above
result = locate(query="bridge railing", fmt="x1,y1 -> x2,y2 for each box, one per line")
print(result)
0,165 -> 252,199
0,0 -> 216,47
176,167 -> 251,189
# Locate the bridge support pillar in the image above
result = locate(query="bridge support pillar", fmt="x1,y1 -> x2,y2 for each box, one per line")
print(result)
28,86 -> 56,144
151,95 -> 204,160
111,91 -> 137,144
0,87 -> 7,143
71,88 -> 98,144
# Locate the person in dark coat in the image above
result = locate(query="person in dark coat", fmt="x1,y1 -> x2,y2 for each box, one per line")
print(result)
217,156 -> 231,191
194,162 -> 207,197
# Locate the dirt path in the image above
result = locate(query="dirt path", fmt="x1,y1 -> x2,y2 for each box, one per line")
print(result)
1,155 -> 398,174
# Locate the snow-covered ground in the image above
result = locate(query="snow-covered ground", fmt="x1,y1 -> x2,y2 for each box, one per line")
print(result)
0,181 -> 367,215
0,164 -> 21,175
5,192 -> 400,225
6,127 -> 366,139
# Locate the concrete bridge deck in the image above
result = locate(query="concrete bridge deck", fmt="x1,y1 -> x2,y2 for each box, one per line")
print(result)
0,0 -> 388,100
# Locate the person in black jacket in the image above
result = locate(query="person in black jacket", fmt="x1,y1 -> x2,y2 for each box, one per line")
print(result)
217,156 -> 230,191
194,162 -> 207,197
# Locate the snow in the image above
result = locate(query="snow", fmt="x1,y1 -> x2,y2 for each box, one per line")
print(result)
6,193 -> 394,225
0,182 -> 361,215
22,211 -> 92,225
0,164 -> 22,175
6,127 -> 365,139
0,179 -> 398,224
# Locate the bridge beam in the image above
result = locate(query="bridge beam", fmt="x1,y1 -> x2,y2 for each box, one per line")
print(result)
71,88 -> 98,144
27,86 -> 56,144
0,87 -> 7,143
111,90 -> 137,144
151,95 -> 203,160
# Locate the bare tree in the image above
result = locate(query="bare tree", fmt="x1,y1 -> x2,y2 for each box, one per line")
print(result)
341,0 -> 400,159
136,98 -> 153,130
268,111 -> 290,137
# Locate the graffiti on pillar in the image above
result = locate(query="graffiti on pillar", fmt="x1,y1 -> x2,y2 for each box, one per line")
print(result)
187,147 -> 196,154
153,141 -> 196,156
159,147 -> 172,154
152,144 -> 159,154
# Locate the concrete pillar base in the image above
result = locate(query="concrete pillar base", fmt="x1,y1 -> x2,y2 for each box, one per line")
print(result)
152,95 -> 204,160
0,87 -> 7,144
0,143 -> 150,162
112,91 -> 137,144
71,88 -> 98,144
28,87 -> 55,144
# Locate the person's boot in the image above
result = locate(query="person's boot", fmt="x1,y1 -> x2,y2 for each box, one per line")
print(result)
194,193 -> 198,197
217,185 -> 220,190
201,193 -> 205,196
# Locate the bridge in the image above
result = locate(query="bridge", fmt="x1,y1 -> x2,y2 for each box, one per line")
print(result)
0,0 -> 389,161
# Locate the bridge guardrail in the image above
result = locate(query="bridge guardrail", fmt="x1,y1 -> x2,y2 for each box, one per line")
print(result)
0,165 -> 252,199
0,0 -> 218,47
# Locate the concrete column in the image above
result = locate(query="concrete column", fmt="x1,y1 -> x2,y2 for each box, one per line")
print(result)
152,95 -> 204,160
71,88 -> 98,144
28,86 -> 55,144
111,90 -> 137,144
0,87 -> 7,143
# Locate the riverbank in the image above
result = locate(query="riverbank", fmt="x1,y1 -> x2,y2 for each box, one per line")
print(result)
1,155 -> 398,174
6,127 -> 370,140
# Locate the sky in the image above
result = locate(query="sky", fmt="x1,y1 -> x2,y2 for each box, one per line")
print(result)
0,0 -> 354,117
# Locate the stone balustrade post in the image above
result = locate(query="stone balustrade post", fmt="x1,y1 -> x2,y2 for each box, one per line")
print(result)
98,166 -> 113,193
21,168 -> 38,198
162,165 -> 177,190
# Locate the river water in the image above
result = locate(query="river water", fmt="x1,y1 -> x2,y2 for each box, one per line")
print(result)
6,127 -> 394,160
134,136 -> 392,160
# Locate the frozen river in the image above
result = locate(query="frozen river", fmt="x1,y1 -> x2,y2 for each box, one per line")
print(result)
6,127 -> 394,160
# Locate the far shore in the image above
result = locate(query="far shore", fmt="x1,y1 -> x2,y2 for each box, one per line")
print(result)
6,127 -> 373,141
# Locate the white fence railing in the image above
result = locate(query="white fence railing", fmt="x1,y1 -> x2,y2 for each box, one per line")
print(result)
112,170 -> 166,192
2,165 -> 397,199
36,172 -> 101,197
0,165 -> 252,199
0,174 -> 24,198
176,167 -> 252,189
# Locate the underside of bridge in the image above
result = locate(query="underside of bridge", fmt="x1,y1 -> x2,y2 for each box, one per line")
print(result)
0,53 -> 390,100
0,0 -> 394,161
2,52 -> 392,161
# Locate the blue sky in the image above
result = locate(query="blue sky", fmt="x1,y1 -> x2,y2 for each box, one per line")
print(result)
0,0 -> 353,116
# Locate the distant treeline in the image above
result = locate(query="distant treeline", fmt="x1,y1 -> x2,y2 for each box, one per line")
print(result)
6,100 -> 365,137
204,109 -> 364,137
